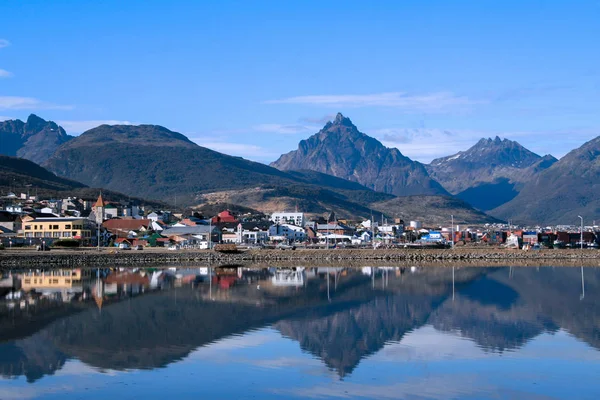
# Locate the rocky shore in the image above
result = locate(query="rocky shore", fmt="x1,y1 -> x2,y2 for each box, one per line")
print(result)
1,248 -> 600,269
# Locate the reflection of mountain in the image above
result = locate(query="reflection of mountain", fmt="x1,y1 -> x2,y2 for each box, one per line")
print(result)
1,267 -> 599,382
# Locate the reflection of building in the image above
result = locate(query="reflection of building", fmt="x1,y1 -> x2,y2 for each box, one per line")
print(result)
271,269 -> 305,287
20,269 -> 93,293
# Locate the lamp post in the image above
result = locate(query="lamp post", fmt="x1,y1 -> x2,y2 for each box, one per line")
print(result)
451,215 -> 454,249
578,215 -> 583,250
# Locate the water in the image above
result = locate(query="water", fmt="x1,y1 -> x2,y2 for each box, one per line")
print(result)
0,266 -> 599,399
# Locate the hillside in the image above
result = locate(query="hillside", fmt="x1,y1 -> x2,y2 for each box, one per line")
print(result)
271,113 -> 449,196
490,135 -> 600,225
0,155 -> 86,193
0,114 -> 74,164
370,196 -> 504,226
426,137 -> 557,211
42,124 -> 295,204
0,155 -> 168,209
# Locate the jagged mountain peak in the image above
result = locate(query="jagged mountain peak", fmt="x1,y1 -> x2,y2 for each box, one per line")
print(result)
426,136 -> 556,211
271,114 -> 448,196
0,114 -> 72,164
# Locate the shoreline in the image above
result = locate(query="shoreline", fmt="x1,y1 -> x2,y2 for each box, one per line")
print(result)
2,248 -> 600,268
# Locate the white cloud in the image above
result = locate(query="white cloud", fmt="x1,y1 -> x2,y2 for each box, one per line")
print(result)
57,119 -> 135,134
0,96 -> 73,111
0,69 -> 13,78
264,92 -> 485,113
370,126 -> 599,163
252,123 -> 319,135
190,139 -> 279,161
0,115 -> 13,121
0,39 -> 9,48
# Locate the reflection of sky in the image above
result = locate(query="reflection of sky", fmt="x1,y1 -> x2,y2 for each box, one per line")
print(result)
1,326 -> 599,399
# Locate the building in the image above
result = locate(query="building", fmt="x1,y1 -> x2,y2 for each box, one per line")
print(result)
0,211 -> 22,232
160,225 -> 221,243
316,223 -> 354,236
102,218 -> 152,238
268,224 -> 306,242
211,210 -> 238,224
93,193 -> 106,224
19,216 -> 94,244
271,212 -> 305,227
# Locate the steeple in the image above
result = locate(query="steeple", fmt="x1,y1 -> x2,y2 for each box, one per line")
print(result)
94,192 -> 105,208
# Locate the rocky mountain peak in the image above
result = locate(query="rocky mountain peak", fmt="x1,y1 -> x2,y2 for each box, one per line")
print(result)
270,114 -> 449,196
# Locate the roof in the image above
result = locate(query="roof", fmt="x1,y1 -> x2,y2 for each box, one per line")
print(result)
102,218 -> 152,231
161,226 -> 215,236
94,194 -> 105,208
0,211 -> 20,222
317,223 -> 353,230
33,217 -> 85,222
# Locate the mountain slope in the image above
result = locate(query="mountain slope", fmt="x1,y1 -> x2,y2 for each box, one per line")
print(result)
0,155 -> 169,209
271,113 -> 448,196
0,114 -> 74,164
0,155 -> 86,193
490,135 -> 600,225
426,137 -> 557,211
370,195 -> 503,225
43,124 -> 297,204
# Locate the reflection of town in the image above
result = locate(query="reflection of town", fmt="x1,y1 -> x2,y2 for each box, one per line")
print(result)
0,265 -> 598,382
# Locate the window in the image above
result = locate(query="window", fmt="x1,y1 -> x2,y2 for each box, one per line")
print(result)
53,232 -> 60,238
24,279 -> 31,284
34,232 -> 42,238
53,225 -> 59,230
25,232 -> 32,238
34,225 -> 37,230
65,279 -> 71,284
44,232 -> 51,238
52,279 -> 59,284
65,225 -> 71,229
25,225 -> 31,230
63,232 -> 71,237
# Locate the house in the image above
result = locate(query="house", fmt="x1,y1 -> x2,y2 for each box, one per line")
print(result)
316,223 -> 354,236
268,223 -> 306,242
0,211 -> 22,232
160,225 -> 221,243
211,210 -> 238,224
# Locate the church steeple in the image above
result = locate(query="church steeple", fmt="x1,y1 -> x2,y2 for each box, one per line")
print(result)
94,192 -> 105,224
94,193 -> 105,208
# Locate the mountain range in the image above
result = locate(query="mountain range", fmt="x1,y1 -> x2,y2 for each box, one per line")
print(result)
1,113 -> 599,224
491,135 -> 600,224
426,137 -> 558,211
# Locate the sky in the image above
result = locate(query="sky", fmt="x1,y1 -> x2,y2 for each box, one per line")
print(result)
1,0 -> 599,163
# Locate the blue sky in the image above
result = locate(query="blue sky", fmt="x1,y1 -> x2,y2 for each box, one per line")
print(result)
1,0 -> 599,163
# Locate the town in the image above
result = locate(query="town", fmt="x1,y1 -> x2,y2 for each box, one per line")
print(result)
1,191 -> 599,251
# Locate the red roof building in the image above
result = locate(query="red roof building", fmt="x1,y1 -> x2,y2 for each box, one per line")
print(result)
211,210 -> 238,224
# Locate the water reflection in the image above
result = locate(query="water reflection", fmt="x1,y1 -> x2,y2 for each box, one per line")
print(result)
0,265 -> 599,393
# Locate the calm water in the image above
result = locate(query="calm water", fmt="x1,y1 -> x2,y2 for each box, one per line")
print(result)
1,266 -> 599,399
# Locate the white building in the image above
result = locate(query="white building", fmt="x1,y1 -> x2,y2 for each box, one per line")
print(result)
268,223 -> 306,241
271,212 -> 305,227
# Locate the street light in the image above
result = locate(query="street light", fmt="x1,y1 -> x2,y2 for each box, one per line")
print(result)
578,215 -> 583,250
451,215 -> 454,249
